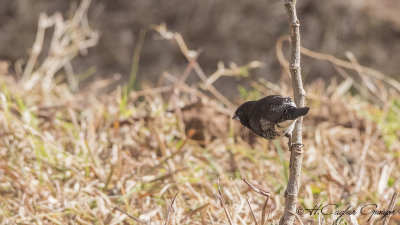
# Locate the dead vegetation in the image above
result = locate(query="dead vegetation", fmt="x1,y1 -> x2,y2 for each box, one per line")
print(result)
1,1 -> 400,225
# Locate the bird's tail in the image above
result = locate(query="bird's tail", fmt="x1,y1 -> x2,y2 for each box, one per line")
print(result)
284,107 -> 310,120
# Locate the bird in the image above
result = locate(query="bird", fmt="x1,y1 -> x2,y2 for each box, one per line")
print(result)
232,95 -> 309,145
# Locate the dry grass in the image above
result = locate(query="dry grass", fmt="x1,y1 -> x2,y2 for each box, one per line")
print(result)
1,1 -> 400,225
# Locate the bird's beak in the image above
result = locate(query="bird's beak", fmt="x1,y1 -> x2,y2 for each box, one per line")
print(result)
232,114 -> 239,121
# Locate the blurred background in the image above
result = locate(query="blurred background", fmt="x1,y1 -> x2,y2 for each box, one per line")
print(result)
2,1 -> 400,224
1,0 -> 399,98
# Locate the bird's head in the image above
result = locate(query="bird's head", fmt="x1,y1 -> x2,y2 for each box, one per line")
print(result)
232,101 -> 254,126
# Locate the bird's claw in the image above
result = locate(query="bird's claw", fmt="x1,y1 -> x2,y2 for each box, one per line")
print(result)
285,133 -> 292,150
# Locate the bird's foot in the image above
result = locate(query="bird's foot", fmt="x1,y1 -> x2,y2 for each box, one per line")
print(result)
285,133 -> 292,150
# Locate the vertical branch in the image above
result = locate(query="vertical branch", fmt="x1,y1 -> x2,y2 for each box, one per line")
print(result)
279,0 -> 306,224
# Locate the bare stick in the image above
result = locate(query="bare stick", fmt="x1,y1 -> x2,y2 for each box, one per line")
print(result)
242,178 -> 270,225
164,192 -> 179,225
22,13 -> 52,81
153,24 -> 234,108
246,198 -> 259,225
279,0 -> 306,224
277,35 -> 400,95
261,197 -> 270,225
114,206 -> 146,224
218,178 -> 234,225
382,189 -> 399,225
243,178 -> 270,197
181,203 -> 210,223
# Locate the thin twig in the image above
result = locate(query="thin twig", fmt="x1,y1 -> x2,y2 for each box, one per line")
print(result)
279,0 -> 306,224
22,0 -> 98,91
242,178 -> 270,225
218,178 -> 234,225
301,45 -> 400,93
164,192 -> 179,225
246,198 -> 259,225
150,168 -> 187,183
382,189 -> 399,225
153,24 -> 234,109
181,203 -> 210,223
243,178 -> 270,197
22,13 -> 52,80
114,206 -> 146,224
131,85 -> 174,97
261,197 -> 270,225
278,35 -> 400,94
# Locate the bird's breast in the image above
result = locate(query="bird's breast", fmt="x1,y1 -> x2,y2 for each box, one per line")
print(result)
274,119 -> 296,136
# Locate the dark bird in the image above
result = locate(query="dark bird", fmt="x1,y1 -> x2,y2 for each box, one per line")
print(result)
232,95 -> 309,143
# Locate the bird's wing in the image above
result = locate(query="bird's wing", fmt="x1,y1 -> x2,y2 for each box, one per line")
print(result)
258,95 -> 286,104
253,95 -> 287,122
248,106 -> 275,137
260,118 -> 272,131
249,116 -> 263,135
